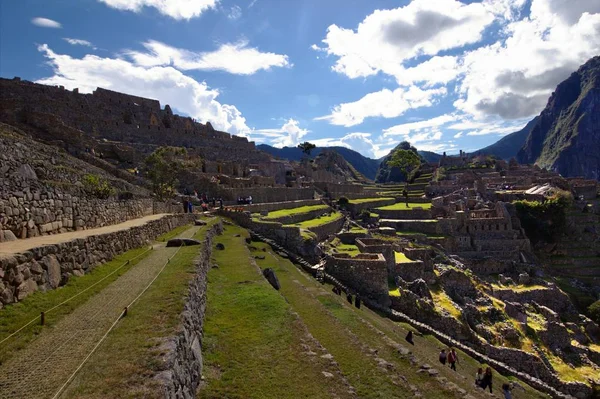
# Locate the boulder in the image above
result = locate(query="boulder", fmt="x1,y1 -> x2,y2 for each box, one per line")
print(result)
406,279 -> 432,301
539,321 -> 571,351
262,268 -> 280,290
194,219 -> 207,226
0,230 -> 17,242
215,243 -> 225,250
518,272 -> 530,285
42,255 -> 61,289
166,238 -> 201,247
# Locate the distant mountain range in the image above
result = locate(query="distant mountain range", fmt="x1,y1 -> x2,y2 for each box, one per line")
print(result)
258,144 -> 380,180
261,57 -> 600,182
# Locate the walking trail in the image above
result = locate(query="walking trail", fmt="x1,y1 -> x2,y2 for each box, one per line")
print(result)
0,225 -> 200,399
0,213 -> 171,256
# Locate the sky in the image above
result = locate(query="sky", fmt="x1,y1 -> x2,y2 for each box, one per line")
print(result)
1,0 -> 599,159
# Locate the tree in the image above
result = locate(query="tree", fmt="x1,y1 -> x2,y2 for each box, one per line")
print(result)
387,148 -> 421,180
144,146 -> 187,200
589,300 -> 600,324
297,142 -> 316,157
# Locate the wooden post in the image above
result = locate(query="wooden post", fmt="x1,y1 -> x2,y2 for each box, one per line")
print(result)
123,307 -> 128,317
40,312 -> 45,326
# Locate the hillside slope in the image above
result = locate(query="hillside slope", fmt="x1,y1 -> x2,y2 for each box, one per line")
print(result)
258,144 -> 379,180
517,56 -> 600,179
475,117 -> 539,160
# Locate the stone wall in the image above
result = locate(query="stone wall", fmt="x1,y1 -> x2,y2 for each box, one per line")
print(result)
307,215 -> 346,242
219,187 -> 314,203
160,219 -> 223,399
355,238 -> 395,274
376,207 -> 432,220
325,253 -> 389,304
380,219 -> 441,235
1,191 -> 155,238
0,214 -> 195,306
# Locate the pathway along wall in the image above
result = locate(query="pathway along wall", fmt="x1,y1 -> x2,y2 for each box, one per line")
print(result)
0,214 -> 194,307
160,219 -> 223,399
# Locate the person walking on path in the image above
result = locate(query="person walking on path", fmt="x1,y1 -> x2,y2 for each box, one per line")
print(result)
475,367 -> 484,387
502,383 -> 512,399
403,184 -> 409,207
480,367 -> 493,393
448,348 -> 459,371
405,330 -> 414,345
438,349 -> 447,366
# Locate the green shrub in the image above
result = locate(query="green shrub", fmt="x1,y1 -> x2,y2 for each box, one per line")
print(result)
82,174 -> 115,199
588,300 -> 600,324
514,190 -> 573,243
337,197 -> 349,208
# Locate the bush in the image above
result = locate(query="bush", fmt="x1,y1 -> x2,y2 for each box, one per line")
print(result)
514,189 -> 573,243
588,300 -> 600,324
82,174 -> 115,199
337,197 -> 349,208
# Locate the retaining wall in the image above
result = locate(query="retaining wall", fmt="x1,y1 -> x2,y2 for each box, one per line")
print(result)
263,207 -> 330,225
161,219 -> 223,399
0,213 -> 195,306
307,215 -> 346,242
238,199 -> 321,213
376,207 -> 432,220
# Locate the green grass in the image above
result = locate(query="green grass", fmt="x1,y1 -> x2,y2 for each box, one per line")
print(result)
61,223 -> 215,398
199,225 -> 351,399
261,204 -> 329,220
394,251 -> 414,263
289,212 -> 343,228
0,245 -> 154,364
348,197 -> 394,204
377,202 -> 432,210
349,226 -> 367,233
334,244 -> 360,256
249,241 -> 547,399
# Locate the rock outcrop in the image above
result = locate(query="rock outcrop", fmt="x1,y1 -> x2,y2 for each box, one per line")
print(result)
517,56 -> 600,180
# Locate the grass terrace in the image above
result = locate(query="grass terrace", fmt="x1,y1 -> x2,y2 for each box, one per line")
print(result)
348,197 -> 394,204
394,251 -> 414,263
260,204 -> 329,219
289,212 -> 343,228
430,290 -> 462,319
334,244 -> 361,256
377,202 -> 433,210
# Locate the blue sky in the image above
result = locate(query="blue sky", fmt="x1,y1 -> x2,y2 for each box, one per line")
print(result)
1,0 -> 599,159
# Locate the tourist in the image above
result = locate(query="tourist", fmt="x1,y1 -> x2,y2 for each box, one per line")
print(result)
448,348 -> 459,371
475,367 -> 484,387
502,383 -> 512,399
355,294 -> 361,309
346,293 -> 353,305
480,367 -> 493,393
403,185 -> 409,207
438,349 -> 447,366
405,330 -> 414,346
248,195 -> 253,204
188,201 -> 193,213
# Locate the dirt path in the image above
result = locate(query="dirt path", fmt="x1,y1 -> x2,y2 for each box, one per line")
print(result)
0,213 -> 173,255
0,225 -> 199,399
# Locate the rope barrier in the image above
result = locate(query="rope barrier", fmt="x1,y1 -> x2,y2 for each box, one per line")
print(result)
51,240 -> 189,399
0,247 -> 152,346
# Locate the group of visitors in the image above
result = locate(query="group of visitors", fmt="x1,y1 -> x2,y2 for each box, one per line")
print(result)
237,195 -> 253,204
438,349 -> 515,398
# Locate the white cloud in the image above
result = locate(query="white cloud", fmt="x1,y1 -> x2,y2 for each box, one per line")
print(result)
316,85 -> 446,127
310,132 -> 381,158
128,40 -> 290,75
227,5 -> 242,20
456,0 -> 600,119
97,0 -> 218,20
36,44 -> 250,135
453,132 -> 463,138
31,17 -> 62,28
253,119 -> 309,148
63,38 -> 95,48
383,113 -> 457,136
248,0 -> 258,8
315,0 -> 494,85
